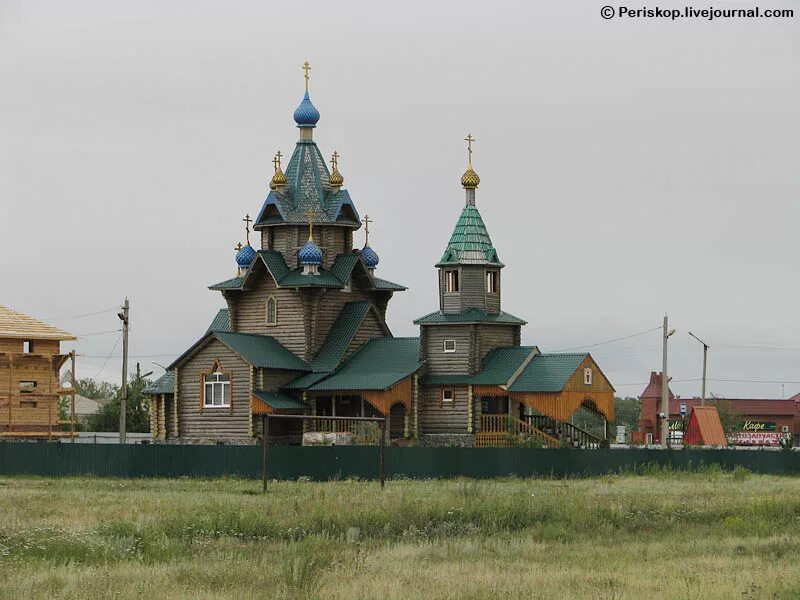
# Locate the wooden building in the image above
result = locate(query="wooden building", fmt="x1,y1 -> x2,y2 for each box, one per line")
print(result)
0,305 -> 76,439
144,66 -> 615,447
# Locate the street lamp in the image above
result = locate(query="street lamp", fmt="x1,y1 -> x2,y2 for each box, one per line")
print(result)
688,331 -> 710,406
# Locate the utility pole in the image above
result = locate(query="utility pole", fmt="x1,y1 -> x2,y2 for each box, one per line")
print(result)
688,332 -> 709,406
118,298 -> 130,444
662,315 -> 675,448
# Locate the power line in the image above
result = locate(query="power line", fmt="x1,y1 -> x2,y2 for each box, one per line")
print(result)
90,331 -> 123,380
41,307 -> 117,320
551,325 -> 662,352
79,353 -> 178,359
75,328 -> 122,337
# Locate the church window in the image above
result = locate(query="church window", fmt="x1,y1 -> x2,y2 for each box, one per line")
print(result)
266,297 -> 278,326
486,271 -> 498,294
443,339 -> 456,353
442,389 -> 454,404
445,270 -> 459,293
203,370 -> 230,408
584,368 -> 592,385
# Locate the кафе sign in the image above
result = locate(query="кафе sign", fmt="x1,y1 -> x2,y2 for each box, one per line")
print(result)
737,420 -> 776,432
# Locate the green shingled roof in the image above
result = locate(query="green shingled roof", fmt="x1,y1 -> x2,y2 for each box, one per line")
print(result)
259,250 -> 290,282
206,309 -> 231,333
252,390 -> 307,410
311,301 -> 373,373
372,276 -> 407,291
470,347 -> 538,386
507,353 -> 588,393
208,276 -> 245,290
308,337 -> 422,391
214,332 -> 310,371
142,371 -> 174,395
283,372 -> 330,390
413,309 -> 526,325
437,205 -> 503,266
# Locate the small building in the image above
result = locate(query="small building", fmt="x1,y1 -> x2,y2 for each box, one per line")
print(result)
0,305 -> 77,438
683,406 -> 727,447
638,371 -> 800,445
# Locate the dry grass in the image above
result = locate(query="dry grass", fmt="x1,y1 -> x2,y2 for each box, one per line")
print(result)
1,472 -> 799,599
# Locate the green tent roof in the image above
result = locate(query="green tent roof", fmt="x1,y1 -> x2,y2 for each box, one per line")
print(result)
252,390 -> 307,410
507,353 -> 588,393
414,309 -> 526,325
437,205 -> 502,267
308,337 -> 422,391
142,371 -> 174,395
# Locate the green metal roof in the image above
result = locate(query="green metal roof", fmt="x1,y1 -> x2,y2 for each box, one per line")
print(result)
437,205 -> 503,267
372,276 -> 407,291
414,309 -> 526,325
470,347 -> 538,385
311,301 -> 373,373
206,309 -> 231,333
208,276 -> 245,290
308,337 -> 422,391
283,372 -> 330,390
259,250 -> 290,282
508,353 -> 588,393
252,390 -> 307,410
329,253 -> 360,284
213,332 -> 310,371
142,371 -> 174,395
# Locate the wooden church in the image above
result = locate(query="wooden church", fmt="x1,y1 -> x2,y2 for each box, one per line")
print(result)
145,64 -> 615,447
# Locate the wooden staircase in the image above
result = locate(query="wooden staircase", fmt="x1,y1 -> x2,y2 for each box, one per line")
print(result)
522,415 -> 603,449
476,414 -> 560,448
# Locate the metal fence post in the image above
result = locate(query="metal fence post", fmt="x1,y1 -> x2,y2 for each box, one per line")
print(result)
380,416 -> 387,489
262,415 -> 270,493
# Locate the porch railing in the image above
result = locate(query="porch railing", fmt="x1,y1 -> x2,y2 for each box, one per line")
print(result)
522,415 -> 603,449
478,414 -> 559,448
307,417 -> 382,445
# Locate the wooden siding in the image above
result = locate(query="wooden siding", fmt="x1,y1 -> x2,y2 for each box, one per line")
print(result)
476,325 -> 518,362
235,273 -> 307,357
485,269 -> 501,314
422,326 -> 472,374
459,266 -> 486,312
177,339 -> 251,440
0,351 -> 63,435
419,385 -> 470,433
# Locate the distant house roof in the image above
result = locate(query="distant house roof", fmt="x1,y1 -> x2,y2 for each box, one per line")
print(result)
169,331 -> 310,372
308,337 -> 422,391
143,371 -> 175,395
0,305 -> 75,341
414,309 -> 526,326
70,393 -> 107,418
639,371 -> 676,400
668,397 -> 799,418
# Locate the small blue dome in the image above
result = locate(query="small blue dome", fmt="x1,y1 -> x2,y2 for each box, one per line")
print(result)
361,246 -> 379,268
298,239 -> 323,265
236,244 -> 256,267
293,91 -> 320,127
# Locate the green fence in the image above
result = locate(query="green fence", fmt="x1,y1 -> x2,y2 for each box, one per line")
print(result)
0,443 -> 799,479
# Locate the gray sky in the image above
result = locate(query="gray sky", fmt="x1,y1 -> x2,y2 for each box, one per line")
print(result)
1,0 -> 798,400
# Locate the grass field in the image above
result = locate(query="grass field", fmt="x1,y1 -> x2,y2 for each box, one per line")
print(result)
1,470 -> 800,599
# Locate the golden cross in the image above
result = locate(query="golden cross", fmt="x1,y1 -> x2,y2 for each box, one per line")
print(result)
272,154 -> 279,171
465,133 -> 475,165
235,242 -> 243,252
307,207 -> 314,241
331,150 -> 339,169
276,149 -> 282,166
363,214 -> 371,246
302,61 -> 311,91
243,214 -> 252,245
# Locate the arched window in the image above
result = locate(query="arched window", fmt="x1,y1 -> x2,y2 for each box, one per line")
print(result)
266,297 -> 277,326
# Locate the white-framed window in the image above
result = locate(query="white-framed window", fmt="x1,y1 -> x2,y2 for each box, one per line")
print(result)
445,270 -> 459,293
443,339 -> 456,353
204,371 -> 230,408
486,270 -> 498,294
265,297 -> 278,326
583,367 -> 592,385
442,389 -> 454,404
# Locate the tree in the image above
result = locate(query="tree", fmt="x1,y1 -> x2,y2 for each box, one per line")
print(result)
614,397 -> 640,431
86,375 -> 152,433
707,398 -> 742,435
75,378 -> 118,402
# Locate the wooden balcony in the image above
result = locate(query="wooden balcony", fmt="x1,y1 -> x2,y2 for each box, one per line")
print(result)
477,414 -> 559,448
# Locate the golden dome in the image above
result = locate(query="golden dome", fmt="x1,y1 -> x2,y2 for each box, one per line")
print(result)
461,165 -> 480,189
270,151 -> 287,190
329,150 -> 344,187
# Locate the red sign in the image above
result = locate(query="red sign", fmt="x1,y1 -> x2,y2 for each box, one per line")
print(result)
729,431 -> 786,446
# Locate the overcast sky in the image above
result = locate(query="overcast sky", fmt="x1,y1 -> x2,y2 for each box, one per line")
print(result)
1,0 -> 798,399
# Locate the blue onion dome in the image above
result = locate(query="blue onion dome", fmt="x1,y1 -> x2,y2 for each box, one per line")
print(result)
361,245 -> 379,269
293,91 -> 320,127
298,239 -> 323,265
236,244 -> 256,267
